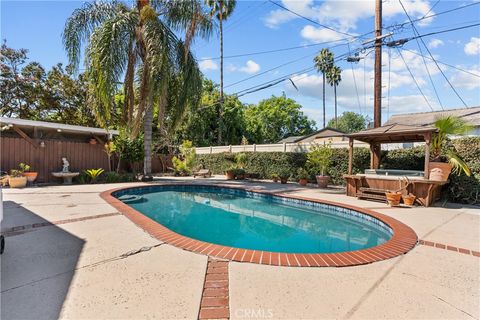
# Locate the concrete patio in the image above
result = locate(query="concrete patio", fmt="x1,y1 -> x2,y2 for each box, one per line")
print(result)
1,177 -> 479,319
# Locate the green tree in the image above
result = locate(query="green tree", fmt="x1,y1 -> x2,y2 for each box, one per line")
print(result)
327,111 -> 366,133
63,0 -> 212,177
244,94 -> 316,144
206,0 -> 237,145
326,65 -> 342,129
314,48 -> 334,128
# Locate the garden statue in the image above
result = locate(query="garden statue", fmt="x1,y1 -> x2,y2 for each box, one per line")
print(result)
62,157 -> 70,173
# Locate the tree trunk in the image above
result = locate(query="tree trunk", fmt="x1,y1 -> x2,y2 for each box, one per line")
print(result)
322,73 -> 326,128
143,101 -> 153,177
218,5 -> 224,145
334,84 -> 337,129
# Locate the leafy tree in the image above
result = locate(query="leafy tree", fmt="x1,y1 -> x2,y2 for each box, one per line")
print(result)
206,0 -> 237,144
314,48 -> 334,128
244,94 -> 316,144
174,79 -> 245,146
63,0 -> 212,177
326,65 -> 342,129
327,111 -> 366,133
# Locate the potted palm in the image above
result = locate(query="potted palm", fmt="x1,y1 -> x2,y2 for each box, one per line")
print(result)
8,169 -> 27,188
297,168 -> 309,186
271,173 -> 279,183
307,142 -> 333,188
225,165 -> 236,180
278,169 -> 290,184
19,163 -> 38,183
429,116 -> 472,181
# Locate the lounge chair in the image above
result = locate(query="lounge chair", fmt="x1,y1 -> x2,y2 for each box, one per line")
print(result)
193,169 -> 212,178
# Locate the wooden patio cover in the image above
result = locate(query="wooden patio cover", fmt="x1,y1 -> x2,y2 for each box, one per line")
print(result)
346,124 -> 438,179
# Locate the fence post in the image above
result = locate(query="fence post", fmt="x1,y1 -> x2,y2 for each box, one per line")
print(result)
229,145 -> 232,153
253,144 -> 256,152
283,142 -> 286,152
210,146 -> 213,154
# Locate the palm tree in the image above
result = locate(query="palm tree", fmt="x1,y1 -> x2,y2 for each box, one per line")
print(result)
63,1 -> 212,178
431,115 -> 473,176
206,0 -> 236,145
314,48 -> 334,128
326,65 -> 342,129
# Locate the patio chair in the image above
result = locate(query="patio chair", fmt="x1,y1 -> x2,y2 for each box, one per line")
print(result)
193,168 -> 212,178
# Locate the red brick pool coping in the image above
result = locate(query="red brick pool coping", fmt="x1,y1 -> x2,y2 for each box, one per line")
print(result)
100,183 -> 418,267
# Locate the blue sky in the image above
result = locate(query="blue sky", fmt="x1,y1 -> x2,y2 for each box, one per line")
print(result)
2,0 -> 479,127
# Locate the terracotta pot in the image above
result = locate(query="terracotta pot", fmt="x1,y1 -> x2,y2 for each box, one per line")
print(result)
8,176 -> 27,188
316,175 -> 330,188
23,172 -> 38,182
272,177 -> 279,183
402,194 -> 416,206
280,178 -> 288,184
428,162 -> 452,181
298,178 -> 308,186
89,138 -> 97,145
236,173 -> 245,180
385,192 -> 402,207
225,170 -> 235,180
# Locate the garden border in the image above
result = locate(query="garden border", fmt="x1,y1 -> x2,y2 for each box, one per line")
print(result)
100,183 -> 418,267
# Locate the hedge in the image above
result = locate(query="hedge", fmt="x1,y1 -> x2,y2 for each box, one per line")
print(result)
195,137 -> 480,204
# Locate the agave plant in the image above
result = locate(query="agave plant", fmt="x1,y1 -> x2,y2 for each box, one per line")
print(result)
431,116 -> 473,176
85,168 -> 105,183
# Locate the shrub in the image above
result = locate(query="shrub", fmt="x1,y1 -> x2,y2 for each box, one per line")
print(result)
307,142 -> 333,176
84,168 -> 104,183
172,140 -> 196,176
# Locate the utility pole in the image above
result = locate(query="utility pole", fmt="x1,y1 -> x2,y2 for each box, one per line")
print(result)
372,0 -> 382,169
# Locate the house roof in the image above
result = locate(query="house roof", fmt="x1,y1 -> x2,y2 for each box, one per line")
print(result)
348,124 -> 438,143
278,127 -> 347,143
384,106 -> 480,127
0,117 -> 119,136
277,135 -> 305,143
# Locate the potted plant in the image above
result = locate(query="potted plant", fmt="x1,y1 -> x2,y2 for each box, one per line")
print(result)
307,142 -> 333,188
385,191 -> 402,207
271,173 -> 279,183
84,168 -> 104,184
402,193 -> 416,206
234,168 -> 246,180
8,169 -> 27,188
429,116 -> 473,181
225,165 -> 236,180
89,138 -> 98,145
297,168 -> 309,186
278,169 -> 290,184
19,163 -> 38,183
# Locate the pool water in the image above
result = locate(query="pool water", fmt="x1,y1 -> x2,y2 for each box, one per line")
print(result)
121,187 -> 391,254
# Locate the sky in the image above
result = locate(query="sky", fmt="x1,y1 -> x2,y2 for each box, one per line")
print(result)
2,0 -> 480,128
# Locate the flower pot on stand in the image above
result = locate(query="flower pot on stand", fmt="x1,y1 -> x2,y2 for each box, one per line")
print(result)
316,175 -> 329,188
23,172 -> 38,183
385,192 -> 402,207
298,178 -> 308,186
89,138 -> 98,145
8,176 -> 27,188
428,162 -> 452,181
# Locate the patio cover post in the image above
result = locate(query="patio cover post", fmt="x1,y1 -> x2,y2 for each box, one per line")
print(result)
348,138 -> 354,175
424,132 -> 431,179
369,143 -> 380,169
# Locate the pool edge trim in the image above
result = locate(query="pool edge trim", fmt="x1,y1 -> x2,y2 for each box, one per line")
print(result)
100,183 -> 418,267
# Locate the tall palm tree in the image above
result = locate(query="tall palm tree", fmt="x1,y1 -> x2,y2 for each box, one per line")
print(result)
63,0 -> 212,178
206,0 -> 236,145
314,48 -> 334,128
326,65 -> 342,129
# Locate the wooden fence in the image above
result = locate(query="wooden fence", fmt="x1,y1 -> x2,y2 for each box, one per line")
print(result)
1,137 -> 110,183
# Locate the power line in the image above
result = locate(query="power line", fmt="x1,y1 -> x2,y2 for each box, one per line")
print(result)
420,0 -> 440,20
398,1 -> 444,110
267,0 -> 357,38
401,48 -> 480,78
347,42 -> 362,114
399,0 -> 468,108
396,48 -> 434,111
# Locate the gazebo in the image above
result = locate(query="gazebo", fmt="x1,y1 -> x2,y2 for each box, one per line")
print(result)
343,124 -> 447,207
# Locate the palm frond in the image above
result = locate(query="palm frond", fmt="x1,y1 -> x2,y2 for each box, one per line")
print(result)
447,149 -> 471,176
62,1 -> 126,71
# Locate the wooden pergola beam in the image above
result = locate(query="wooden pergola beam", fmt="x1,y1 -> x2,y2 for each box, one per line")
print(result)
13,126 -> 38,148
424,132 -> 431,179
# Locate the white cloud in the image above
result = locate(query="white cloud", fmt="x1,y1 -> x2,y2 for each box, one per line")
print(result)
229,60 -> 261,74
300,25 -> 345,42
450,66 -> 480,90
199,59 -> 218,72
464,37 -> 480,56
428,39 -> 444,49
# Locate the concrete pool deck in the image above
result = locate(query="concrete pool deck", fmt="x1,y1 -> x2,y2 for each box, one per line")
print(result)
1,177 -> 479,319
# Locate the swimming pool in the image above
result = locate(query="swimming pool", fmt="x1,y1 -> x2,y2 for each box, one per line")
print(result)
103,184 -> 417,267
